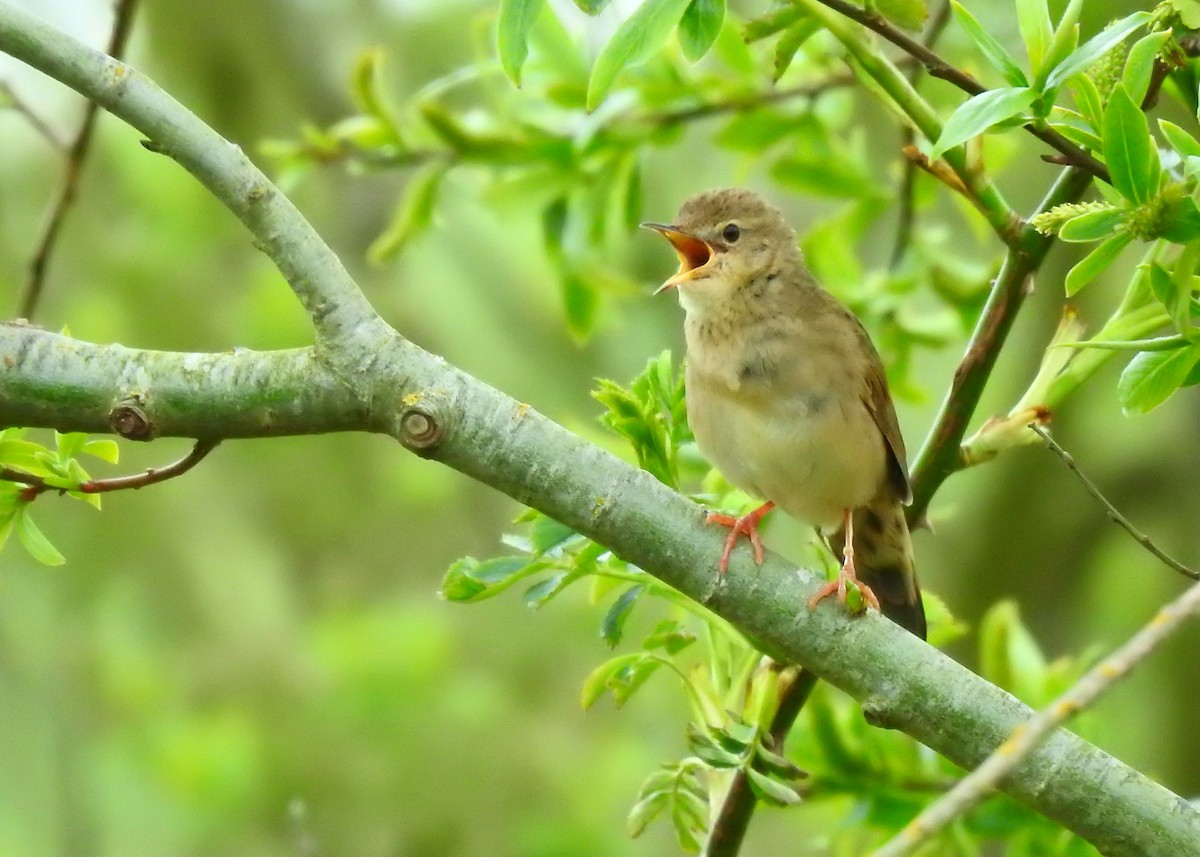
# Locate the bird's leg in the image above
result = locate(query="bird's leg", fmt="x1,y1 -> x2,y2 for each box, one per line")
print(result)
807,508 -> 881,614
705,501 -> 775,574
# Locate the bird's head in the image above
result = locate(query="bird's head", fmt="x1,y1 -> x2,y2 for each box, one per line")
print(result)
642,188 -> 801,304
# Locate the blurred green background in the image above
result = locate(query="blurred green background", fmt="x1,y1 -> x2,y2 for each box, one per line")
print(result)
2,1 -> 1198,855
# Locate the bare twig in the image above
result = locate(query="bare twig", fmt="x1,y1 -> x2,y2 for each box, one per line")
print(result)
812,0 -> 1111,184
0,81 -> 66,149
870,576 -> 1200,857
1030,424 -> 1198,581
18,0 -> 139,320
891,0 -> 952,269
3,439 -> 219,501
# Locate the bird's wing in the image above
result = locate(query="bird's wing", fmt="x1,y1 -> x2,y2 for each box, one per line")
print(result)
861,348 -> 912,505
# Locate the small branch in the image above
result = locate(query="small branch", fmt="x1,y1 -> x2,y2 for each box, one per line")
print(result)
0,80 -> 66,149
703,667 -> 820,857
870,576 -> 1200,857
2,439 -> 219,501
813,0 -> 1111,184
1030,424 -> 1198,581
18,0 -> 139,320
907,166 -> 1095,523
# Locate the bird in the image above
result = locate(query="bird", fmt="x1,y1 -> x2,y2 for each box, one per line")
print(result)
643,187 -> 925,639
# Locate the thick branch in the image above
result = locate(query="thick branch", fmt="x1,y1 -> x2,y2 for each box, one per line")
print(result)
1,6 -> 1198,854
0,326 -> 367,438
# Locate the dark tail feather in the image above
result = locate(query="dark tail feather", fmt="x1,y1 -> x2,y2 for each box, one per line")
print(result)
828,495 -> 926,640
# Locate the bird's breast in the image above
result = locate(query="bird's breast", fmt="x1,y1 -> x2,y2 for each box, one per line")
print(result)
685,352 -> 886,530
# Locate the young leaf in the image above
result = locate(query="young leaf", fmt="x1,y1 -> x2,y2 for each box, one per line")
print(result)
626,791 -> 670,837
1040,0 -> 1081,83
573,0 -> 612,13
1159,119 -> 1200,158
930,87 -> 1036,158
602,584 -> 644,646
1058,208 -> 1124,242
1117,345 -> 1200,413
746,768 -> 802,806
1162,197 -> 1200,244
951,2 -> 1028,87
587,0 -> 693,110
1102,85 -> 1160,204
1122,31 -> 1171,108
581,652 -> 644,708
81,438 -> 119,464
873,0 -> 926,31
1016,0 -> 1053,75
1065,231 -> 1133,296
678,0 -> 725,62
559,270 -> 600,341
1044,11 -> 1151,90
772,16 -> 820,81
497,0 -> 546,86
15,507 -> 65,566
368,162 -> 448,263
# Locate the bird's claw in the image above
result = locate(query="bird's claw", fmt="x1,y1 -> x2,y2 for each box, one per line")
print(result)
807,555 -> 880,615
705,502 -> 774,573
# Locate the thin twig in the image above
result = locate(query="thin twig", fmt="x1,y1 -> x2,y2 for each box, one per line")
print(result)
3,439 -> 219,501
812,0 -> 1111,184
0,81 -> 67,149
891,0 -> 952,269
703,667 -> 819,857
870,576 -> 1200,857
1030,424 -> 1198,581
18,0 -> 139,320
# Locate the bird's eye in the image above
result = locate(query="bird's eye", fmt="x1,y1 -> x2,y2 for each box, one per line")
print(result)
721,223 -> 740,243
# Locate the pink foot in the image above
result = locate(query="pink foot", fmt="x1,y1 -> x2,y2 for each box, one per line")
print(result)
706,501 -> 775,574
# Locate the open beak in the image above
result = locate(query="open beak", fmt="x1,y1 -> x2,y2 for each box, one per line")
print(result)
641,222 -> 715,294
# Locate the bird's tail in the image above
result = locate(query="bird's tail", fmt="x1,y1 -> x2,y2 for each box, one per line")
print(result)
828,491 -> 926,639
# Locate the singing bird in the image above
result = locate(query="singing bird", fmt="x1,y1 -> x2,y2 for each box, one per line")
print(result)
643,188 -> 925,639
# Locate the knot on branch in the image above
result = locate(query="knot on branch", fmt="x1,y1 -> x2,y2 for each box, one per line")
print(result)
109,401 -> 154,440
399,404 -> 444,453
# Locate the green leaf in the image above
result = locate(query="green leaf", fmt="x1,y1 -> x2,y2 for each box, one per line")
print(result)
498,0 -> 546,86
351,49 -> 392,123
559,270 -> 599,341
1159,119 -> 1200,158
529,515 -> 576,553
15,507 -> 65,566
772,16 -> 820,81
601,584 -> 643,646
1044,12 -> 1150,90
1016,0 -> 1052,75
678,0 -> 724,62
746,768 -> 802,806
368,162 -> 448,263
873,0 -> 926,31
1118,345 -> 1200,413
1122,31 -> 1171,108
0,506 -> 14,555
1174,0 -> 1200,29
1162,197 -> 1200,243
1065,231 -> 1133,296
744,2 -> 805,42
643,619 -> 696,655
1058,208 -> 1124,242
587,0 -> 694,110
951,2 -> 1027,87
581,652 -> 643,708
1102,85 -> 1160,204
81,438 -> 119,464
627,791 -> 669,837
771,155 -> 873,198
1041,0 -> 1081,80
573,0 -> 611,12
1071,73 -> 1104,129
930,87 -> 1036,158
1147,262 -> 1193,333
55,431 -> 87,460
979,601 -> 1047,704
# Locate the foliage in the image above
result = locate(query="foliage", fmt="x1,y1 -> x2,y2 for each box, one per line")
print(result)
443,353 -> 1105,853
0,427 -> 117,565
